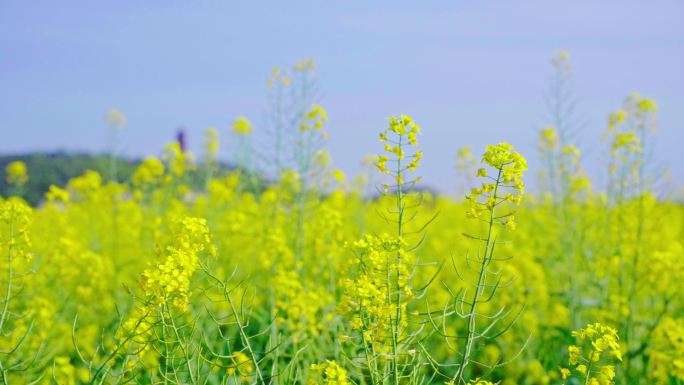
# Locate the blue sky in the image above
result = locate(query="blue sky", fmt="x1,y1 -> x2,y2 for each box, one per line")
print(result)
1,1 -> 683,192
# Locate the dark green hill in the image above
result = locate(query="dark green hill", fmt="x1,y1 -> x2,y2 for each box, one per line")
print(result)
0,152 -> 255,205
0,152 -> 140,204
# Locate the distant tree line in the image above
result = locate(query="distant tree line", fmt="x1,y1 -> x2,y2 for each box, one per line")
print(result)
0,152 -> 242,205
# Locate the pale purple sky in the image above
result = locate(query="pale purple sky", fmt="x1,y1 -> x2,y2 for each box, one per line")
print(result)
1,1 -> 683,192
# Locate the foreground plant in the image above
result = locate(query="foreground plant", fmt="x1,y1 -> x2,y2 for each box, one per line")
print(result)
340,115 -> 437,385
0,198 -> 36,384
452,142 -> 527,384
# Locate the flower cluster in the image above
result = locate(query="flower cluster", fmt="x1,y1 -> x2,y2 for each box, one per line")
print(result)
309,360 -> 350,385
274,269 -> 333,341
481,142 -> 527,183
294,57 -> 317,73
300,104 -> 328,132
339,234 -> 412,352
467,142 -> 527,227
67,170 -> 102,197
611,131 -> 640,153
376,115 -> 422,188
562,323 -> 623,385
52,355 -> 90,384
141,216 -> 214,309
538,127 -> 558,151
267,66 -> 292,89
45,184 -> 70,203
0,198 -> 32,261
5,161 -> 28,187
605,93 -> 658,175
538,127 -> 591,196
132,157 -> 165,187
232,116 -> 253,135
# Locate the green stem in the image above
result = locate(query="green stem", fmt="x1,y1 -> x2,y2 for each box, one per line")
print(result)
454,167 -> 502,384
0,221 -> 15,335
164,303 -> 197,385
203,268 -> 265,385
389,134 -> 405,385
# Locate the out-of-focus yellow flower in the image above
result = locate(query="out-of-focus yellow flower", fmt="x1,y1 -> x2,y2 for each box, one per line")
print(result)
648,317 -> 684,383
45,185 -> 69,203
636,97 -> 658,113
232,116 -> 253,135
5,161 -> 28,186
333,169 -> 345,183
68,170 -> 102,196
163,142 -> 194,177
300,104 -> 328,132
106,108 -> 126,129
539,127 -> 558,150
551,50 -> 572,74
132,157 -> 165,186
205,127 -> 220,157
226,351 -> 254,383
294,57 -> 317,73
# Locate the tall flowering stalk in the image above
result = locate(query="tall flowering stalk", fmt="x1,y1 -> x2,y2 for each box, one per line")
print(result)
539,50 -> 585,200
266,58 -> 319,178
341,116 -> 424,385
455,146 -> 477,197
106,108 -> 126,183
537,52 -> 591,331
292,104 -> 329,258
90,217 -> 216,384
603,93 -> 659,379
203,127 -> 220,190
453,142 -> 527,384
231,116 -> 259,193
378,116 -> 421,385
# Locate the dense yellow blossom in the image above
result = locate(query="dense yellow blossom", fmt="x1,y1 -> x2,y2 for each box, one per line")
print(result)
132,157 -> 165,186
309,360 -> 350,385
648,318 -> 684,384
141,216 -> 214,308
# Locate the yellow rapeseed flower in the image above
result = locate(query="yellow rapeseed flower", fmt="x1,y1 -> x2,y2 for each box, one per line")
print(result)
5,161 -> 28,186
